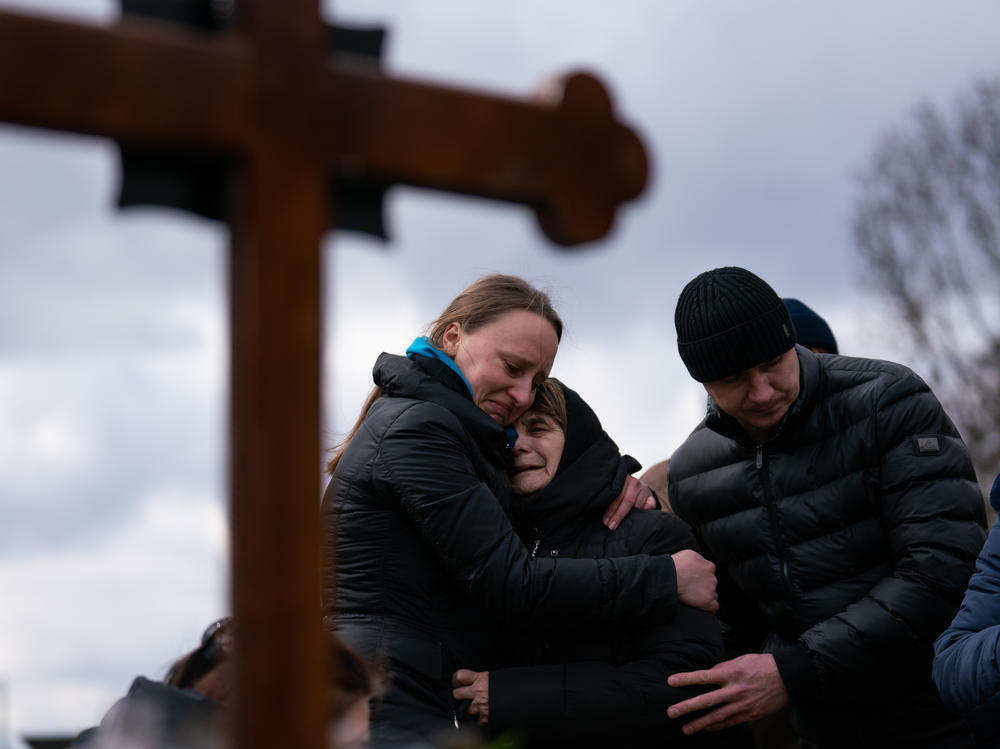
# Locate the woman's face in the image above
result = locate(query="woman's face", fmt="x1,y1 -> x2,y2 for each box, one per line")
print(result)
442,309 -> 559,425
509,412 -> 566,495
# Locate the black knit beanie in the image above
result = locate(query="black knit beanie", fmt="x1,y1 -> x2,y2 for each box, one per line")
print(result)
675,267 -> 796,382
555,383 -> 604,477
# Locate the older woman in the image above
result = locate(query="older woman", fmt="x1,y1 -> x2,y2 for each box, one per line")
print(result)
323,275 -> 717,747
453,379 -> 750,748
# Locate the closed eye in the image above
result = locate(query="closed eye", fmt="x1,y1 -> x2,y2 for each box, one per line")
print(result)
504,360 -> 523,376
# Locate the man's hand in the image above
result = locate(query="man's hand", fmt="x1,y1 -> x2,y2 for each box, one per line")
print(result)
666,654 -> 788,734
452,669 -> 490,727
603,475 -> 657,530
672,549 -> 718,613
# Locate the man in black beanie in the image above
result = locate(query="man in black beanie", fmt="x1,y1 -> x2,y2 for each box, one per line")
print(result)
664,267 -> 987,748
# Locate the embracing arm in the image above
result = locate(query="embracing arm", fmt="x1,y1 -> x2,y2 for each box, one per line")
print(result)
375,403 -> 681,627
479,514 -> 724,742
482,607 -> 724,743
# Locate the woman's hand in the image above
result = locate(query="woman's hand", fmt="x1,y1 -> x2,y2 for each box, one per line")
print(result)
672,549 -> 718,612
603,476 -> 658,530
452,669 -> 490,727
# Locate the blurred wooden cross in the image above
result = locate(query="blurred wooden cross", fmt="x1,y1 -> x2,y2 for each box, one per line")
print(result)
0,2 -> 648,746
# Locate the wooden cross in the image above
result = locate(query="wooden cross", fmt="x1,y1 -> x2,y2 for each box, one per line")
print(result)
0,3 -> 648,747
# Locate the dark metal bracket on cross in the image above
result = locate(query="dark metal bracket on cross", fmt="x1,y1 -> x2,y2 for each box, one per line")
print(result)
0,1 -> 649,747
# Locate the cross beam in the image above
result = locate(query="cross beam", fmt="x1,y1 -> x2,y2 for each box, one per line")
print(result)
0,10 -> 646,245
0,3 -> 649,748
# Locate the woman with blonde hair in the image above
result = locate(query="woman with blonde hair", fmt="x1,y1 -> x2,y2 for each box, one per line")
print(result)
323,274 -> 717,747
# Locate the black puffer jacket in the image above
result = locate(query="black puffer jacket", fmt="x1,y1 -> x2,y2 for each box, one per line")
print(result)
489,387 -> 748,748
669,346 -> 986,746
323,353 -> 681,746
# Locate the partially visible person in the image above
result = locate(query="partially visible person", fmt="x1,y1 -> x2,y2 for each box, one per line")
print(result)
640,457 -> 672,511
934,471 -> 1000,747
70,618 -> 385,749
664,266 -> 986,748
453,380 -> 750,748
781,298 -> 838,354
323,274 -> 718,748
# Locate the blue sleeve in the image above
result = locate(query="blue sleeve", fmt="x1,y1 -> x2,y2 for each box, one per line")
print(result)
933,516 -> 1000,712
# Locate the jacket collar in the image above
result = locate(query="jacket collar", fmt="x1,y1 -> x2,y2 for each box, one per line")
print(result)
405,336 -> 474,397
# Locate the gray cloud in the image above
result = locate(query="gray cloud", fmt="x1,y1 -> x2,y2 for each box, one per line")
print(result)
3,0 -> 1000,737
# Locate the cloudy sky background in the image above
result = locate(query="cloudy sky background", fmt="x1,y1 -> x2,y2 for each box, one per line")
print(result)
2,0 -> 1000,741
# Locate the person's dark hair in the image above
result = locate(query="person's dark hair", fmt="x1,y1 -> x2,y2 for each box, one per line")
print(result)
326,274 -> 563,474
165,617 -> 233,691
164,617 -> 386,719
327,630 -> 389,721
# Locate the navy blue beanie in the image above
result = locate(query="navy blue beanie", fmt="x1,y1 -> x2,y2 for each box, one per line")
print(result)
782,298 -> 838,354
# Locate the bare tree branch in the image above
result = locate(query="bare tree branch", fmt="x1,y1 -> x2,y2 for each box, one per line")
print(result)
853,75 -> 1000,481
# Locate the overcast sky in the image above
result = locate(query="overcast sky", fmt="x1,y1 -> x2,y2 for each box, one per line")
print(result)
2,0 -> 1000,741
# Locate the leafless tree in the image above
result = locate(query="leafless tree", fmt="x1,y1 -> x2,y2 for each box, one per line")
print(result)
853,76 -> 1000,485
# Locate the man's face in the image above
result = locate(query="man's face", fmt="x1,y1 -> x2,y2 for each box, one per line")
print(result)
703,348 -> 800,443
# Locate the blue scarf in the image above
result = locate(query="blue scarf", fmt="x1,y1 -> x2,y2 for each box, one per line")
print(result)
406,336 -> 474,396
405,336 -> 518,450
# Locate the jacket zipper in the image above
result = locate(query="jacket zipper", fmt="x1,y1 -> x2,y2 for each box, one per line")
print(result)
530,537 -> 541,560
756,445 -> 797,607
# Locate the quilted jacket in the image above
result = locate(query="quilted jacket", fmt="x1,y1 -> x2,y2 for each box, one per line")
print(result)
669,346 -> 986,746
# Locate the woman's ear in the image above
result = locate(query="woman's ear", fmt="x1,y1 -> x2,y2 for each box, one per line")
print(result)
441,322 -> 462,357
